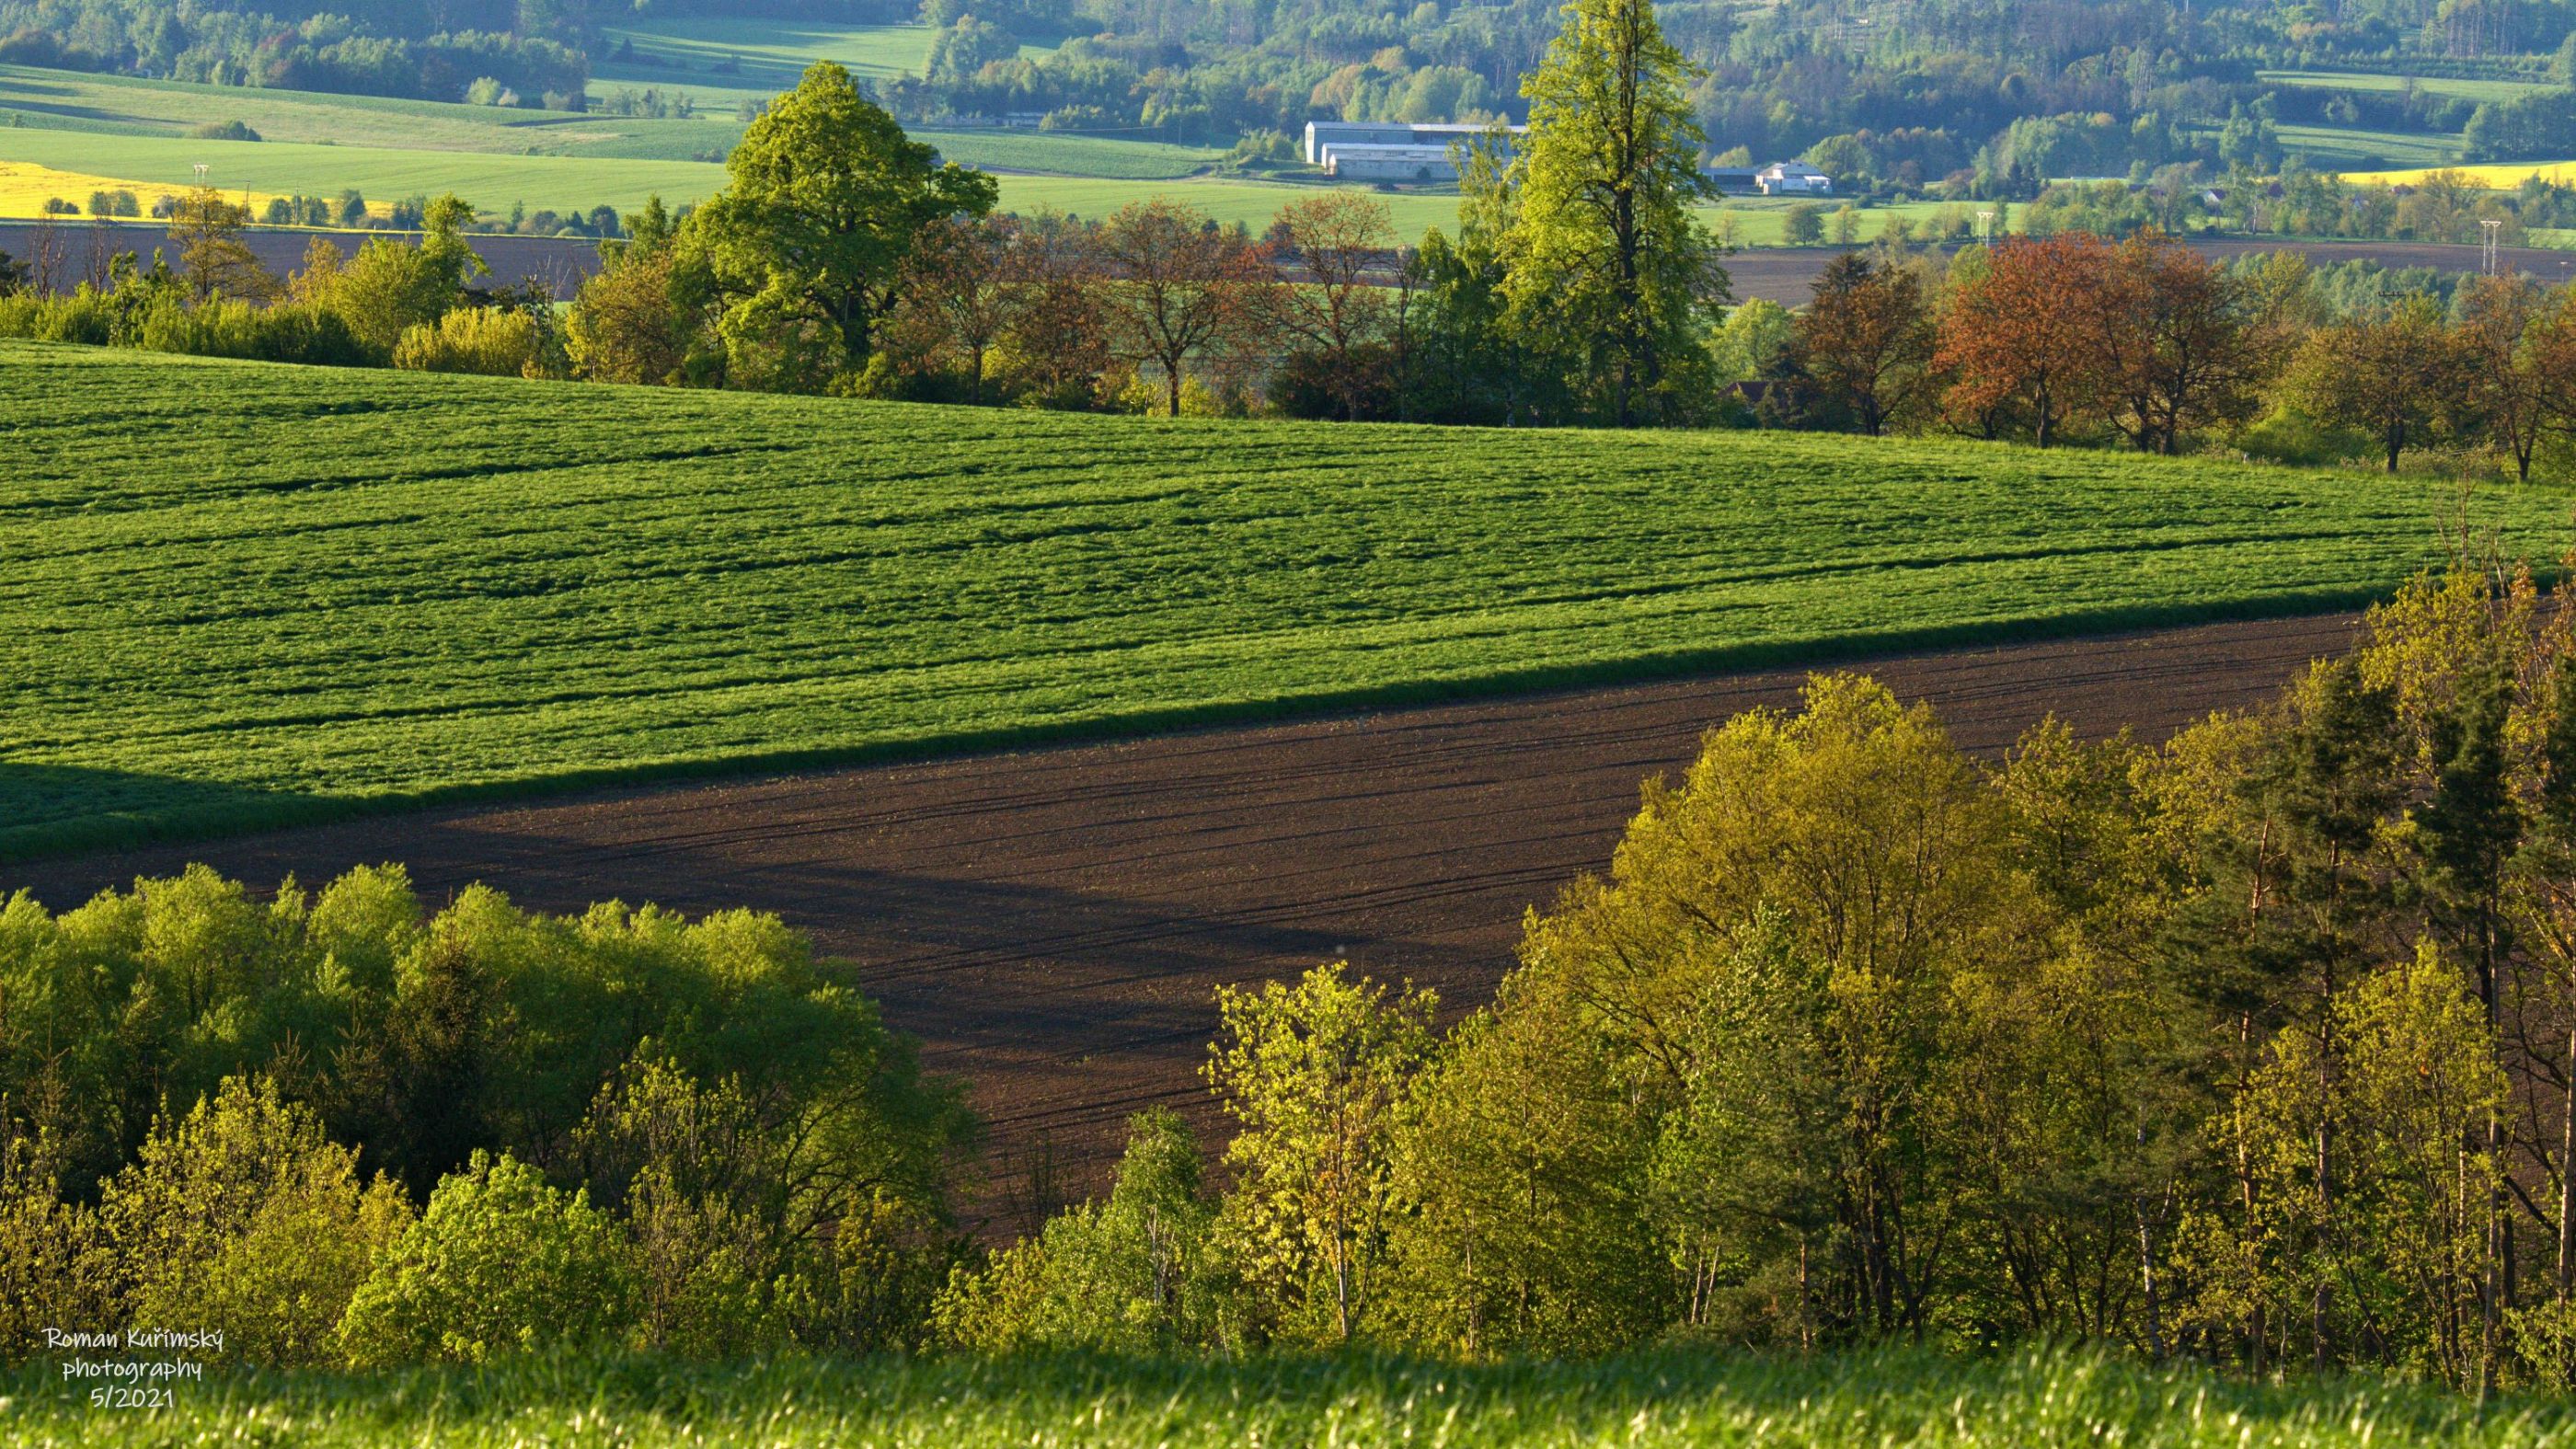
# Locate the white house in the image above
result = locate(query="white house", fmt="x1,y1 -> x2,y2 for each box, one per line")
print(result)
1757,162 -> 1834,195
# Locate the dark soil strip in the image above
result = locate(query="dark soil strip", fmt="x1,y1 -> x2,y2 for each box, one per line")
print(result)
7,610 -> 2359,1224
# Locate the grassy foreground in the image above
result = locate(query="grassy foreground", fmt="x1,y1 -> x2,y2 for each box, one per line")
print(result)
6,1345 -> 2576,1447
2,340 -> 2566,860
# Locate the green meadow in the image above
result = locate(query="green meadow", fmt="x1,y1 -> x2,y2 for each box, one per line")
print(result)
2257,67 -> 2555,105
2273,121 -> 2464,170
0,121 -> 1393,224
588,17 -> 1011,111
1,339 -> 2562,858
7,1345 -> 2576,1448
0,124 -> 725,213
0,62 -> 734,157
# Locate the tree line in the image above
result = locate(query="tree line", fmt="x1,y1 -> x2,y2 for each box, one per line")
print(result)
17,36 -> 2576,466
1745,231 -> 2576,481
16,558 -> 2576,1392
942,555 -> 2576,1394
0,866 -> 972,1364
0,0 -> 588,106
0,4 -> 1739,432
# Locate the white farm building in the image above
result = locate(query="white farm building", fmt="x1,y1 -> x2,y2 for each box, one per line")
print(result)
1317,144 -> 1467,181
1304,121 -> 1527,179
1757,162 -> 1834,195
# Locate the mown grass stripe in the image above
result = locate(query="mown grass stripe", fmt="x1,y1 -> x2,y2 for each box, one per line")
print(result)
1,338 -> 2566,861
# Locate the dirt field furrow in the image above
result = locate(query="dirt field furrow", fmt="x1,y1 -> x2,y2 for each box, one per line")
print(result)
6,608 -> 2362,1225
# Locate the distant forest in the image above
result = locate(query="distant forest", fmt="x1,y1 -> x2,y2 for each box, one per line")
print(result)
15,0 -> 2576,191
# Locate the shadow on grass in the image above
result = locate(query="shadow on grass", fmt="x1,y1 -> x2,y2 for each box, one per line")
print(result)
0,593 -> 2385,871
0,762 -> 344,867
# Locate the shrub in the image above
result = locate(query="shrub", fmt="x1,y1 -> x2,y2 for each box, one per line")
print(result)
97,1077 -> 411,1367
1115,371 -> 1223,417
2234,406 -> 2371,467
0,1132 -> 109,1361
2,285 -> 117,346
934,1109 -> 1217,1351
394,305 -> 543,376
566,247 -> 687,385
334,1151 -> 634,1365
1267,344 -> 1398,420
190,121 -> 260,142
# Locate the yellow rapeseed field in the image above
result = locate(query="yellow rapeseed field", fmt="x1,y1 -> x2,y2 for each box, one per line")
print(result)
2340,160 -> 2576,187
0,159 -> 282,219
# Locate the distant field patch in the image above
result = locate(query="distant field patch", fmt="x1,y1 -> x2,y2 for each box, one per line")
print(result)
0,158 -> 300,219
588,17 -> 1051,109
2275,123 -> 2462,170
2345,158 -> 2576,186
2,63 -> 605,151
2259,68 -> 2553,103
915,128 -> 1226,179
1,339 -> 2564,859
995,174 -> 1461,231
0,128 -> 725,216
598,17 -> 942,85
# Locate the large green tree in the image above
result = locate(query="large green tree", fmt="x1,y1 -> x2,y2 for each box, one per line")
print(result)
683,63 -> 997,390
1497,0 -> 1726,426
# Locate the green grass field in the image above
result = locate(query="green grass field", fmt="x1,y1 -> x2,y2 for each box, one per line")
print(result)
1,339 -> 2563,860
0,125 -> 723,213
588,17 -> 1024,112
6,1345 -> 2575,1447
2258,68 -> 2554,104
2275,122 -> 2463,170
0,62 -> 740,158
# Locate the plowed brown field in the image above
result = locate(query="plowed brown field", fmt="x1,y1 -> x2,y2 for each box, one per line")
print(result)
7,610 -> 2361,1222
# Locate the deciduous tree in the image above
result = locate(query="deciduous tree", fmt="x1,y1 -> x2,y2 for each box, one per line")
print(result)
1500,0 -> 1726,426
1784,251 -> 1934,435
889,213 -> 1021,405
1205,961 -> 1435,1344
1268,193 -> 1397,420
683,63 -> 996,388
1091,200 -> 1276,418
2285,293 -> 2469,473
1934,232 -> 2114,448
996,212 -> 1111,408
168,183 -> 279,304
2458,273 -> 2559,482
2094,232 -> 2274,454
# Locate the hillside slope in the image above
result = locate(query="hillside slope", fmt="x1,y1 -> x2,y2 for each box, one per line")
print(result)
1,339 -> 2561,857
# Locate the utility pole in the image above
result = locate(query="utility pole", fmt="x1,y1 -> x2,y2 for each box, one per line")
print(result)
1976,209 -> 1995,243
2483,217 -> 2501,276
